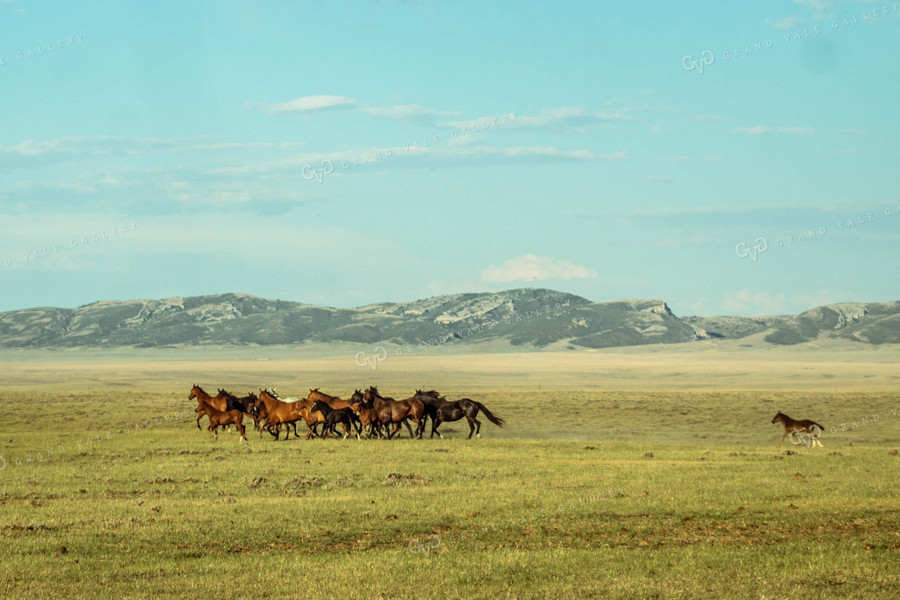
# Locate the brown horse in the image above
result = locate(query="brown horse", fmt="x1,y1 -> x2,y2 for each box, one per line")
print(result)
306,388 -> 353,409
217,389 -> 261,430
196,395 -> 247,442
363,386 -> 424,439
349,390 -> 385,438
772,411 -> 824,448
413,389 -> 504,439
293,389 -> 355,439
256,389 -> 305,440
189,385 -> 232,430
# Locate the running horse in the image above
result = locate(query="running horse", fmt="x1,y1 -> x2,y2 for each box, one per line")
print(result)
217,389 -> 261,430
256,389 -> 305,440
349,390 -> 385,438
194,394 -> 247,443
772,411 -> 824,448
189,385 -> 235,430
363,386 -> 425,439
414,389 -> 504,439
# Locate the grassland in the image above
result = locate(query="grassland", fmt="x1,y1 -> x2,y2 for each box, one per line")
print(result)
1,344 -> 898,598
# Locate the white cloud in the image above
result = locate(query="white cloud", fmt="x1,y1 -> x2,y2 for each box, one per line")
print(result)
267,95 -> 358,114
481,255 -> 597,283
446,107 -> 629,133
360,104 -> 460,120
729,125 -> 816,135
771,15 -> 806,30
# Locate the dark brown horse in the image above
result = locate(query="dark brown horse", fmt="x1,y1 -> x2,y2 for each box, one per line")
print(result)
363,386 -> 424,439
297,389 -> 355,439
196,395 -> 247,442
256,389 -> 305,440
772,411 -> 824,448
217,389 -> 261,429
309,401 -> 360,440
414,389 -> 504,439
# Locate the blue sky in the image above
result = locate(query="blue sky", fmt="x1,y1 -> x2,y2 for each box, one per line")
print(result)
0,0 -> 898,316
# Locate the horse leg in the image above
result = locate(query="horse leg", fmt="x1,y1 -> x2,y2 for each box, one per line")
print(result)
237,423 -> 247,443
414,417 -> 423,439
467,417 -> 475,439
474,417 -> 482,438
291,422 -> 300,438
778,431 -> 788,447
403,419 -> 414,439
208,425 -> 217,441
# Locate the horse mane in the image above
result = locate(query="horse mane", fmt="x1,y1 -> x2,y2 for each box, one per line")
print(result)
218,388 -> 238,400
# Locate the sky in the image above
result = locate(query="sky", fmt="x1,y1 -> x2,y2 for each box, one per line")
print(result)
0,0 -> 898,316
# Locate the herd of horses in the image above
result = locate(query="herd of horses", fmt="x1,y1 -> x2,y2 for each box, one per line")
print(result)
188,383 -> 824,449
188,384 -> 505,442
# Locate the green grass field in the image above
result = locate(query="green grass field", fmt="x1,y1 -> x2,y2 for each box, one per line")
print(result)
1,347 -> 898,598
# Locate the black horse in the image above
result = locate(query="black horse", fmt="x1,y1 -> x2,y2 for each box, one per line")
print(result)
310,400 -> 361,440
218,389 -> 260,422
413,390 -> 504,439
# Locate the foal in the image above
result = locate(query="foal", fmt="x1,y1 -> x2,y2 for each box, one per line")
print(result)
772,411 -> 824,448
310,401 -> 361,440
197,396 -> 247,443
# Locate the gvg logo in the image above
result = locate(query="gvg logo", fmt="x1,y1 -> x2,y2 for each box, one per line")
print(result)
355,346 -> 387,370
408,534 -> 442,557
301,159 -> 334,184
736,237 -> 768,262
682,50 -> 715,75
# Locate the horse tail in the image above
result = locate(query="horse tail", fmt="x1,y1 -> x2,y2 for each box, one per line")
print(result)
810,421 -> 824,434
472,401 -> 504,427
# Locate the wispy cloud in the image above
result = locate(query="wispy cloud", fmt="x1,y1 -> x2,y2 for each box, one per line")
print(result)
360,104 -> 460,120
449,107 -> 629,133
267,95 -> 358,114
209,141 -> 624,177
481,255 -> 597,283
264,95 -> 460,123
0,135 -> 267,158
770,15 -> 806,30
691,114 -> 732,123
729,125 -> 816,135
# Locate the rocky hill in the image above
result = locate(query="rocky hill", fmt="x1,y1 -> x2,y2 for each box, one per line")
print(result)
0,290 -> 897,349
685,301 -> 900,345
0,289 -> 701,349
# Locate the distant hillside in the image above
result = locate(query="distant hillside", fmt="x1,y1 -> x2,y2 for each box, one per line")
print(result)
0,289 -> 703,349
685,301 -> 900,345
0,290 -> 897,350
